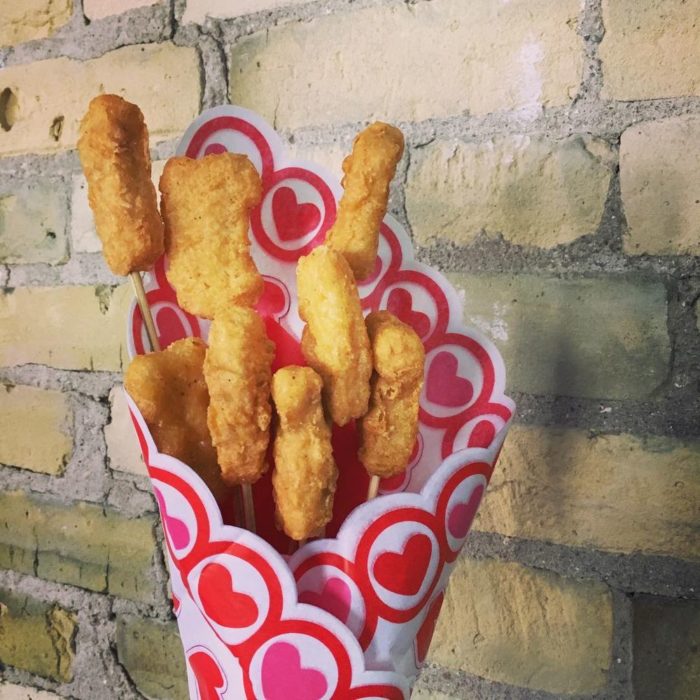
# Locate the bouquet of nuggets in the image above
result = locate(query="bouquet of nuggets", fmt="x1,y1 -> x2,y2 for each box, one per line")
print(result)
79,95 -> 425,544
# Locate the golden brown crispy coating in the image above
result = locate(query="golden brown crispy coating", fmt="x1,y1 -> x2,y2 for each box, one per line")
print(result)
203,307 -> 275,485
359,311 -> 425,478
326,122 -> 404,280
77,94 -> 164,276
297,246 -> 372,426
271,366 -> 338,541
124,337 -> 230,502
159,154 -> 263,318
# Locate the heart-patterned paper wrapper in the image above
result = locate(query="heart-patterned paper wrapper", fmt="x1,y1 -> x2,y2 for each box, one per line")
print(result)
125,106 -> 515,699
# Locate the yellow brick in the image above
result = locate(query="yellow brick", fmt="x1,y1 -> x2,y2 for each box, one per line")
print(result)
621,116 -> 700,256
105,386 -> 147,476
407,135 -> 613,247
430,558 -> 612,694
600,0 -> 700,100
0,285 -> 132,372
183,0 -> 311,23
0,685 -> 63,699
0,43 -> 200,157
477,425 -> 700,561
0,1 -> 72,47
230,0 -> 583,128
0,384 -> 72,475
0,589 -> 76,683
84,0 -> 161,21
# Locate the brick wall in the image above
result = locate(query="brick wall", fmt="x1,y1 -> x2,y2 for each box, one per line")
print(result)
0,1 -> 698,698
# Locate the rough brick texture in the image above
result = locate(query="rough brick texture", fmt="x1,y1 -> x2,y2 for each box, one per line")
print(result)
84,0 -> 161,21
0,588 -> 76,682
0,285 -> 132,371
477,425 -> 700,561
116,617 -> 188,700
105,386 -> 146,476
184,0 -> 312,23
0,179 -> 68,264
429,558 -> 613,693
633,597 -> 700,700
0,2 -> 72,47
0,44 -> 200,156
621,116 -> 700,256
0,491 -> 158,603
600,0 -> 700,100
407,135 -> 614,247
230,0 -> 583,128
0,384 -> 72,475
447,273 -> 670,399
0,684 -> 63,699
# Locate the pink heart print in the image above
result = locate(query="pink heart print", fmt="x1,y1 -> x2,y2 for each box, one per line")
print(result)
447,484 -> 485,539
261,641 -> 328,700
154,488 -> 190,549
272,186 -> 322,242
299,577 -> 353,625
426,351 -> 474,408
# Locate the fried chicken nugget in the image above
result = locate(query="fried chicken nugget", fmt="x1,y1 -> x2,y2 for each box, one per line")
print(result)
271,366 -> 338,541
124,338 -> 230,501
359,311 -> 425,478
159,154 -> 263,318
326,122 -> 404,280
297,246 -> 372,426
203,307 -> 275,485
77,94 -> 164,276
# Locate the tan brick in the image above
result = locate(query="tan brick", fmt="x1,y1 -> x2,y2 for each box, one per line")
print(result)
106,386 -> 146,476
84,0 -> 161,20
71,160 -> 166,254
0,179 -> 68,264
430,558 -> 612,694
184,0 -> 312,23
0,285 -> 132,372
620,116 -> 700,256
230,0 -> 583,129
633,597 -> 700,700
116,616 -> 187,700
0,589 -> 76,683
477,425 -> 700,561
0,384 -> 72,475
286,142 -> 346,183
0,43 -> 200,157
410,690 -> 458,700
447,273 -> 670,400
600,0 -> 700,101
0,491 -> 158,603
0,684 -> 63,699
0,1 -> 72,47
407,135 -> 613,248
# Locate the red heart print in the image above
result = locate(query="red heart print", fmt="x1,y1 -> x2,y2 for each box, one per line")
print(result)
299,577 -> 352,625
153,306 -> 189,350
154,488 -> 190,550
415,593 -> 444,664
373,533 -> 432,597
197,563 -> 259,628
387,288 -> 431,339
272,186 -> 321,242
426,352 -> 474,408
204,142 -> 227,156
189,650 -> 226,700
468,420 -> 496,449
447,484 -> 484,539
261,641 -> 328,700
255,277 -> 290,320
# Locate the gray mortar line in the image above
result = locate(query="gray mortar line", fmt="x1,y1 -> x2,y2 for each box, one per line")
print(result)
0,366 -> 120,398
607,590 -> 635,700
463,532 -> 700,601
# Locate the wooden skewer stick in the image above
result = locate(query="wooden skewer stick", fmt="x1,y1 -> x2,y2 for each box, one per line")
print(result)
130,272 -> 161,352
367,475 -> 380,501
241,484 -> 257,533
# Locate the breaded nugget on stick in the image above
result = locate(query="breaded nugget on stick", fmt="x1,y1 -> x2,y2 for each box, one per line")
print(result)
160,154 -> 263,318
271,366 -> 338,541
124,338 -> 229,502
77,94 -> 164,277
297,246 -> 372,426
359,311 -> 425,479
326,122 -> 404,280
204,307 -> 275,485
